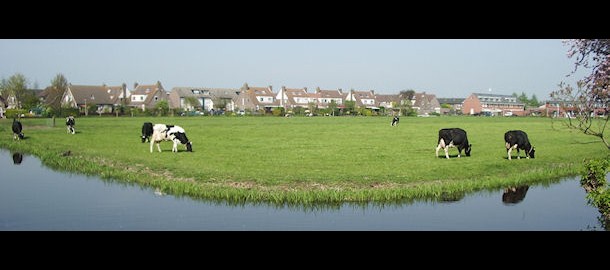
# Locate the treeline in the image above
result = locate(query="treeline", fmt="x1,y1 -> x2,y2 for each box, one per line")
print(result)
512,92 -> 540,108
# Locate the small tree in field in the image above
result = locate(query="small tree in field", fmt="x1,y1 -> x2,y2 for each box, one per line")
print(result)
551,39 -> 610,149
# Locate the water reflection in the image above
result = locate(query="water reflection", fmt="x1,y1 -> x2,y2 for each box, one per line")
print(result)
0,148 -> 602,230
502,186 -> 529,204
11,152 -> 23,165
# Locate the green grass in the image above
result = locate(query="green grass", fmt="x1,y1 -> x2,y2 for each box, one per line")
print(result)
1,115 -> 607,204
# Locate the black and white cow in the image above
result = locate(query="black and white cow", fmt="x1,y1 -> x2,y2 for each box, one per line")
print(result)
504,130 -> 535,160
66,115 -> 75,134
150,124 -> 193,153
391,116 -> 400,126
141,122 -> 153,143
12,118 -> 24,140
435,128 -> 471,159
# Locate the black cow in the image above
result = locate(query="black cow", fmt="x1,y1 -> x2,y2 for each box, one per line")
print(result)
391,116 -> 400,126
141,122 -> 153,143
66,115 -> 75,134
12,118 -> 24,140
436,128 -> 471,159
504,130 -> 535,160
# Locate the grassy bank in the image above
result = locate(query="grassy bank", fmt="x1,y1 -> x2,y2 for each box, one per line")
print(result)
1,116 -> 606,204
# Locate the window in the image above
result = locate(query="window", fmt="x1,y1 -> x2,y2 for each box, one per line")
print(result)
154,96 -> 159,101
260,97 -> 264,102
140,96 -> 144,101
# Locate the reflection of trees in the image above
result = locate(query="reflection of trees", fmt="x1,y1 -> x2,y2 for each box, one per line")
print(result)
502,186 -> 529,204
12,152 -> 23,165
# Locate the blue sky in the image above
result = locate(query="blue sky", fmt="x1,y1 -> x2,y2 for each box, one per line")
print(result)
0,39 -> 586,100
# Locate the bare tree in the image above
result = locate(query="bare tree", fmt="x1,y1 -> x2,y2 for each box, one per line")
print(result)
551,39 -> 610,149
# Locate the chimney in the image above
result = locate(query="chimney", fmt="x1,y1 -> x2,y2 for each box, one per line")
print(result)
134,82 -> 139,90
371,90 -> 375,95
303,87 -> 307,92
268,85 -> 273,91
156,81 -> 162,90
316,87 -> 321,93
338,88 -> 342,94
122,83 -> 127,106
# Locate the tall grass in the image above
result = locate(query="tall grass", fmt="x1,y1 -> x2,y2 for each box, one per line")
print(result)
0,116 -> 607,204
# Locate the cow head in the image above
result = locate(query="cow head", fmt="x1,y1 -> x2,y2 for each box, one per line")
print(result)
465,144 -> 472,156
141,135 -> 147,143
528,147 -> 535,158
186,142 -> 193,152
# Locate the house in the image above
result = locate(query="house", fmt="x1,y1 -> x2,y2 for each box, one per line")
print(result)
462,93 -> 525,116
276,86 -> 317,109
235,83 -> 279,113
345,89 -> 377,109
375,94 -> 401,110
61,83 -> 127,114
436,97 -> 465,115
411,92 -> 441,115
129,81 -> 167,111
0,89 -> 43,109
315,87 -> 346,109
169,87 -> 239,112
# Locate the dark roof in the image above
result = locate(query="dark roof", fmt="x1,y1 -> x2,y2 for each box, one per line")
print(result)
69,85 -> 123,105
437,98 -> 465,104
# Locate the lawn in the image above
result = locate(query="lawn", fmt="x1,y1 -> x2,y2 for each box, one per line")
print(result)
1,115 -> 607,204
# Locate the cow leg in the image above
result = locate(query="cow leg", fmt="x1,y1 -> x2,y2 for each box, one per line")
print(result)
457,146 -> 462,158
436,139 -> 445,158
444,146 -> 450,159
150,140 -> 154,153
157,142 -> 162,153
516,147 -> 521,159
507,145 -> 513,160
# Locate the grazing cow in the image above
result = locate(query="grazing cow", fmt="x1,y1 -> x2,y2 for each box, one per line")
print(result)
12,118 -> 24,140
141,122 -> 153,143
504,130 -> 535,160
435,128 -> 471,159
66,115 -> 75,134
150,124 -> 193,153
391,116 -> 400,126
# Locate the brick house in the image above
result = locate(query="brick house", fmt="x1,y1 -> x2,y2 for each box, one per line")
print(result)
235,83 -> 279,113
412,92 -> 441,115
345,89 -> 377,109
437,97 -> 465,115
315,87 -> 346,109
276,86 -> 317,109
168,87 -> 240,112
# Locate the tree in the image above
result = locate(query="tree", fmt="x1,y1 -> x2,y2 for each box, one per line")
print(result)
529,94 -> 540,107
47,73 -> 69,116
328,100 -> 338,116
154,100 -> 169,116
5,73 -> 28,109
551,39 -> 610,149
183,96 -> 199,110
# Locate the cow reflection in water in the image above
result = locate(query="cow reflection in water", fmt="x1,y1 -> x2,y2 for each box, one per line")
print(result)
12,152 -> 23,165
502,186 -> 529,204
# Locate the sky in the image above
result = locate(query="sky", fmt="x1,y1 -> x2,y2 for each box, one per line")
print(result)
0,39 -> 588,100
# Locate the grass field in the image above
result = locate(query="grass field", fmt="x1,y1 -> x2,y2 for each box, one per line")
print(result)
1,115 -> 607,204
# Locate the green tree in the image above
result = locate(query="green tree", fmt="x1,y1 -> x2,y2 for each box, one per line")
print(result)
183,96 -> 199,110
328,100 -> 338,116
154,100 -> 169,116
5,73 -> 28,109
529,94 -> 540,107
344,100 -> 356,115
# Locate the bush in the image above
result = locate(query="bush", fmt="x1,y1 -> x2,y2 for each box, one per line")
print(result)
4,109 -> 29,119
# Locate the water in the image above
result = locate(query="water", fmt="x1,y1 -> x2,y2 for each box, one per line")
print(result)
0,149 -> 603,230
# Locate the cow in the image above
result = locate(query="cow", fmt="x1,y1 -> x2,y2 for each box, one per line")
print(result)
435,128 -> 471,159
391,116 -> 399,126
66,115 -> 75,134
504,130 -> 535,160
12,118 -> 24,140
141,122 -> 153,143
150,124 -> 193,153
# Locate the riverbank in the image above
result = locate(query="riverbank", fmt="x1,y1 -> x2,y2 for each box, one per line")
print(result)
1,116 -> 606,204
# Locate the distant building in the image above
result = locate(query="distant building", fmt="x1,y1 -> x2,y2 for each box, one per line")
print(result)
129,81 -> 167,111
168,87 -> 240,112
62,83 -> 127,114
346,89 -> 377,109
462,93 -> 525,116
437,97 -> 465,115
235,83 -> 279,113
412,92 -> 441,115
315,87 -> 346,109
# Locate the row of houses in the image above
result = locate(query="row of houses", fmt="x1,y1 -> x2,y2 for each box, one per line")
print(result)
1,80 -> 573,117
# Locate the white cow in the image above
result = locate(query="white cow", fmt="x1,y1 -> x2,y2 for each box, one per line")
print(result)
150,124 -> 193,153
